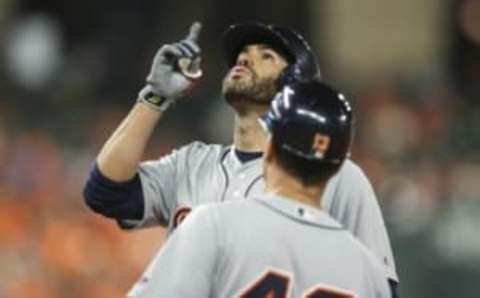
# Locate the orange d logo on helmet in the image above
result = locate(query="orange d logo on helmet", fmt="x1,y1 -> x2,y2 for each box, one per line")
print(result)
312,133 -> 331,160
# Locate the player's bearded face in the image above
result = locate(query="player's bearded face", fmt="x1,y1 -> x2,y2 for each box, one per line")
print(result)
222,68 -> 278,104
222,44 -> 288,105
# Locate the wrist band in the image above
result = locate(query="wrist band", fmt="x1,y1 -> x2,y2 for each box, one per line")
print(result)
138,85 -> 174,112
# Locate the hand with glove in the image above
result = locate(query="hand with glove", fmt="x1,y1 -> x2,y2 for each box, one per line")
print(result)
139,22 -> 203,111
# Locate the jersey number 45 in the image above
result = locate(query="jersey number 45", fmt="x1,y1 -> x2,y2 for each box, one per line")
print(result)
238,269 -> 356,298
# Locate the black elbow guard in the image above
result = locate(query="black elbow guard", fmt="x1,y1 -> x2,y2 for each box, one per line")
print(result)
83,164 -> 144,220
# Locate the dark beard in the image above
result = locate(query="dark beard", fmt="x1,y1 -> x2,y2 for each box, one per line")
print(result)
222,71 -> 278,106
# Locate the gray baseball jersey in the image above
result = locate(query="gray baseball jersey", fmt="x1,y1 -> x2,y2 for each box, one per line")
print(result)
121,141 -> 397,281
128,195 -> 391,298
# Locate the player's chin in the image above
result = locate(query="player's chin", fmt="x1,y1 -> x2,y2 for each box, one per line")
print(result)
223,78 -> 250,98
224,85 -> 272,106
223,90 -> 271,106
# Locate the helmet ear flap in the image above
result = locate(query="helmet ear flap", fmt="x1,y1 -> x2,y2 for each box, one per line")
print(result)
276,64 -> 307,90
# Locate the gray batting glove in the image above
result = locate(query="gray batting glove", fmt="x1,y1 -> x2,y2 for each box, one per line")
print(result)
139,22 -> 202,111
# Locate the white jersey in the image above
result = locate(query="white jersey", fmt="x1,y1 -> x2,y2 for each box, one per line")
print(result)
121,141 -> 397,281
128,196 -> 391,298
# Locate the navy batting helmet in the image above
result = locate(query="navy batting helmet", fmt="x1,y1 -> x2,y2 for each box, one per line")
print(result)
260,80 -> 353,165
223,22 -> 321,87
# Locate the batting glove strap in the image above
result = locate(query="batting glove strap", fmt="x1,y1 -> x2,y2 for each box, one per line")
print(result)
138,85 -> 175,112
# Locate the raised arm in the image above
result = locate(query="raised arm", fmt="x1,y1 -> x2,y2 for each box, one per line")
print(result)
83,22 -> 202,221
98,22 -> 202,181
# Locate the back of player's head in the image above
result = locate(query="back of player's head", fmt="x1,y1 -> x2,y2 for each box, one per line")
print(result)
222,22 -> 321,89
260,80 -> 353,185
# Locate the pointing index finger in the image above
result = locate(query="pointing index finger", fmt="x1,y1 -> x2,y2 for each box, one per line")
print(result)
185,22 -> 202,42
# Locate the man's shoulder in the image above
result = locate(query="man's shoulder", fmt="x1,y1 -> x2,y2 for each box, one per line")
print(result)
152,141 -> 230,163
179,141 -> 229,156
183,200 -> 254,232
203,198 -> 255,212
139,142 -> 231,174
196,199 -> 260,222
324,158 -> 374,200
336,159 -> 368,181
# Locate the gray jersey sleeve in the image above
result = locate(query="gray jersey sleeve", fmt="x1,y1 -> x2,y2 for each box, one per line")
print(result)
323,160 -> 398,281
120,141 -> 210,229
127,205 -> 219,298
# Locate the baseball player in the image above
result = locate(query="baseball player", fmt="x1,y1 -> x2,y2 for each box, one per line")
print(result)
128,80 -> 391,298
83,22 -> 399,295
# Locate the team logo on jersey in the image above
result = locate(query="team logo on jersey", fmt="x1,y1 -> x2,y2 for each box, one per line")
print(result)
171,205 -> 192,229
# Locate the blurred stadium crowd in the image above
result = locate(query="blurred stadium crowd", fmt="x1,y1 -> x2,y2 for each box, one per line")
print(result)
0,0 -> 479,297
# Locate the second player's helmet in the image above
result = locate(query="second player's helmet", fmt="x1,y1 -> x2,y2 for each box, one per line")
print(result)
223,22 -> 321,87
260,80 -> 353,165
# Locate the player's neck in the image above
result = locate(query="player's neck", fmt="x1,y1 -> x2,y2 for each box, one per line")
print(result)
265,168 -> 325,208
232,104 -> 268,152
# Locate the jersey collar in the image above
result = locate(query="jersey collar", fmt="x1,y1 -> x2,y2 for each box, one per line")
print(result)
253,194 -> 344,229
228,146 -> 262,169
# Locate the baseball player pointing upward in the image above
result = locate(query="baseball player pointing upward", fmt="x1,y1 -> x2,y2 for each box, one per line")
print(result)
83,21 -> 398,294
128,81 -> 391,298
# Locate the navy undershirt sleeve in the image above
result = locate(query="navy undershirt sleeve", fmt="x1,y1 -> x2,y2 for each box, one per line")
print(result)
83,164 -> 144,220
